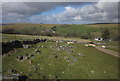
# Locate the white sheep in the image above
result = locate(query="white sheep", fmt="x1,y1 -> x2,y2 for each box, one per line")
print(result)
102,45 -> 106,48
67,42 -> 70,44
85,44 -> 89,47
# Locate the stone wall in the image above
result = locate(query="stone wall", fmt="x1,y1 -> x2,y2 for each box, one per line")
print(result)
2,39 -> 47,55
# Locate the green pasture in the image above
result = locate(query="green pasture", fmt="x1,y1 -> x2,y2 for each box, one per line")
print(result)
1,23 -> 119,79
1,34 -> 90,43
2,23 -> 119,38
3,42 -> 118,79
0,56 -> 2,80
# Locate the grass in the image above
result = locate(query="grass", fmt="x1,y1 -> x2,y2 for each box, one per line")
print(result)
1,23 -> 119,79
0,56 -> 2,72
1,34 -> 91,43
0,56 -> 2,80
55,25 -> 100,33
106,47 -> 119,53
2,42 -> 118,79
2,23 -> 119,38
90,39 -> 119,46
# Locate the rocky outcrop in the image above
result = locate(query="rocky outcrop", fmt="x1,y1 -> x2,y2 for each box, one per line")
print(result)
2,40 -> 23,54
2,39 -> 47,55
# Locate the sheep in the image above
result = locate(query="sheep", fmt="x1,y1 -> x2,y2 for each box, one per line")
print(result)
85,44 -> 89,47
56,41 -> 59,43
67,42 -> 70,44
85,44 -> 96,47
92,44 -> 96,47
67,42 -> 74,44
102,45 -> 106,48
70,42 -> 74,44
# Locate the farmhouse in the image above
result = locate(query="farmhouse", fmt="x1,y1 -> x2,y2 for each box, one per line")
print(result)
94,37 -> 103,41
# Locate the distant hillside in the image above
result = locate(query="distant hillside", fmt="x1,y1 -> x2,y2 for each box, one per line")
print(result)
2,23 -> 119,41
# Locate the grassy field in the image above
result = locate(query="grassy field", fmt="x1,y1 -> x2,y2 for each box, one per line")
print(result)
2,41 -> 118,79
0,56 -> 2,80
2,23 -> 119,38
1,23 -> 119,79
1,34 -> 91,43
106,47 -> 119,53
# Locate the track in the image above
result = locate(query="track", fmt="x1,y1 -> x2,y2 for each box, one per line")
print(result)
95,46 -> 120,58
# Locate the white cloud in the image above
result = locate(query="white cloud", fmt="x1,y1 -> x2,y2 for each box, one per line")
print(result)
2,0 -> 119,2
29,1 -> 118,24
1,0 -> 119,24
73,16 -> 82,20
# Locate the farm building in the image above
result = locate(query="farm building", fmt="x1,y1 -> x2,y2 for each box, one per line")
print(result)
94,37 -> 103,41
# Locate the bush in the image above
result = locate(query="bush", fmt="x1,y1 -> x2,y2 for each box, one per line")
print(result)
101,29 -> 110,41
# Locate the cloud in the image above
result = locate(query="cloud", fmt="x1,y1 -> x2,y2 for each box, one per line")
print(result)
2,0 -> 119,2
2,2 -> 86,23
29,1 -> 118,24
1,0 -> 119,24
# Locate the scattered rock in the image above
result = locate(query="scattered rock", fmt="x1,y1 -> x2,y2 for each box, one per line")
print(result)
16,55 -> 24,60
91,70 -> 94,73
30,54 -> 34,58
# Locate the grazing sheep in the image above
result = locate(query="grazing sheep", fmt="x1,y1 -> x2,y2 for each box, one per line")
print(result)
102,45 -> 106,48
67,42 -> 73,44
85,44 -> 96,47
85,44 -> 89,47
70,42 -> 74,44
67,42 -> 70,44
56,41 -> 59,43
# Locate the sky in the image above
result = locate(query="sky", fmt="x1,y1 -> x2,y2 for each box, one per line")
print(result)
1,0 -> 119,24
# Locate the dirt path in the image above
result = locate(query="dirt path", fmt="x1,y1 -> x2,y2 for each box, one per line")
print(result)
95,46 -> 120,58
